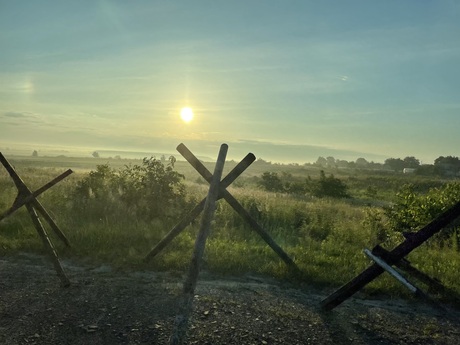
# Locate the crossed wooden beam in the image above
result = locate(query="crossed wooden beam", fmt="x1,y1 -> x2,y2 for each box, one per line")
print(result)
0,153 -> 72,286
144,143 -> 298,272
321,199 -> 460,310
148,143 -> 298,345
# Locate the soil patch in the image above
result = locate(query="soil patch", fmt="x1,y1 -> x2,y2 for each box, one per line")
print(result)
1,253 -> 459,344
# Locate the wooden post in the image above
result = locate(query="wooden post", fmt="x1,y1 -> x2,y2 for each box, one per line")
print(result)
222,191 -> 299,272
144,151 -> 255,262
0,168 -> 73,221
144,199 -> 206,261
0,153 -> 72,285
177,143 -> 299,272
363,249 -> 419,294
26,204 -> 70,287
371,245 -> 454,296
320,199 -> 460,310
170,144 -> 228,345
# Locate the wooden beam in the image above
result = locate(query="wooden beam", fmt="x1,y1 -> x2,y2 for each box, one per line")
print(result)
176,143 -> 299,272
144,149 -> 256,261
321,199 -> 460,310
170,144 -> 228,345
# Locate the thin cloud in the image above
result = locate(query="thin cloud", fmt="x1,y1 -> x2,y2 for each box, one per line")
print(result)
3,111 -> 36,118
1,111 -> 43,125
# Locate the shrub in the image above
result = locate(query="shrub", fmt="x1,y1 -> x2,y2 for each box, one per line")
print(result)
385,182 -> 460,247
72,157 -> 188,221
311,170 -> 350,198
258,172 -> 284,193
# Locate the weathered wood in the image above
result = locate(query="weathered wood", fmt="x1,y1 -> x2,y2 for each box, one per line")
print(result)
31,199 -> 71,247
372,245 -> 448,294
320,199 -> 460,310
144,199 -> 206,262
170,144 -> 228,345
364,249 -> 444,310
0,154 -> 72,246
0,169 -> 73,221
0,152 -> 24,189
26,204 -> 70,287
144,151 -> 256,262
177,143 -> 299,272
223,191 -> 299,272
364,249 -> 418,294
0,152 -> 72,285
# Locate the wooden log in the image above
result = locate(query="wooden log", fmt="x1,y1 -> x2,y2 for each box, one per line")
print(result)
372,245 -> 444,292
0,154 -> 72,247
177,143 -> 299,272
0,169 -> 73,221
320,199 -> 460,310
26,204 -> 70,287
144,199 -> 206,261
0,152 -> 24,189
364,249 -> 418,294
32,199 -> 71,247
144,150 -> 255,261
222,191 -> 299,272
170,144 -> 228,345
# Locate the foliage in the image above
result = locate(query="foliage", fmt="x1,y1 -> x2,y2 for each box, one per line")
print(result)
403,156 -> 420,168
434,156 -> 460,176
384,158 -> 405,172
385,182 -> 460,247
258,172 -> 285,193
258,170 -> 349,199
72,157 -> 188,220
311,170 -> 350,198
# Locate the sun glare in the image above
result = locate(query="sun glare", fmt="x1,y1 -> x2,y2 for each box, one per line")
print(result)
180,107 -> 194,123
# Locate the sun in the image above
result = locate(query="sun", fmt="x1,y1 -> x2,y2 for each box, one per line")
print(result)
180,107 -> 194,123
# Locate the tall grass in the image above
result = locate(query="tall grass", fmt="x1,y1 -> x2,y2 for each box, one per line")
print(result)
1,163 -> 459,300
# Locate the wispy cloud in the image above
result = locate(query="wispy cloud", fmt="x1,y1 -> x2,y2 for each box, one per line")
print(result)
1,111 -> 41,122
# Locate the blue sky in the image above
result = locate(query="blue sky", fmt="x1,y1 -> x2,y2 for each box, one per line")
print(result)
1,1 -> 459,163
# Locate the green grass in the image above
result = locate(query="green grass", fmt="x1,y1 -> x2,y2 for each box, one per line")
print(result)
1,156 -> 459,302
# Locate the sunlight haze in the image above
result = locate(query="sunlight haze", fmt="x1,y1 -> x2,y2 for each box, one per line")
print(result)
1,1 -> 459,164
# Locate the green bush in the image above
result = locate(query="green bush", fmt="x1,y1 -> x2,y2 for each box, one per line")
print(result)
72,157 -> 188,221
385,182 -> 460,247
258,172 -> 285,192
311,170 -> 350,198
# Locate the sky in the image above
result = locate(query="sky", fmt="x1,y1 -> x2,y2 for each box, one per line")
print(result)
1,1 -> 460,164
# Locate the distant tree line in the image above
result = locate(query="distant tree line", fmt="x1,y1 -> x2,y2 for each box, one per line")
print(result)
312,155 -> 460,177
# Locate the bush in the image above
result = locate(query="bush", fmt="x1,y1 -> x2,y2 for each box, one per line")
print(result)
385,182 -> 460,247
258,172 -> 284,192
72,157 -> 188,221
311,170 -> 350,198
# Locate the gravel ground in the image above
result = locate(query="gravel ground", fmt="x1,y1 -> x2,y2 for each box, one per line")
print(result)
1,253 -> 459,345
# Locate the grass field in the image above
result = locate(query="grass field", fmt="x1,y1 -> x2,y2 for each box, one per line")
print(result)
1,153 -> 459,302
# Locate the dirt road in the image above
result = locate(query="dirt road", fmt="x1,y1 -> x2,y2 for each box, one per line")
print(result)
1,253 -> 459,344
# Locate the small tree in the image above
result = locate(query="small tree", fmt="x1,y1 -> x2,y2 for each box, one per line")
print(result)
356,157 -> 369,168
92,151 -> 100,158
403,156 -> 420,169
313,170 -> 350,198
258,172 -> 284,193
32,150 -> 38,157
385,158 -> 405,172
